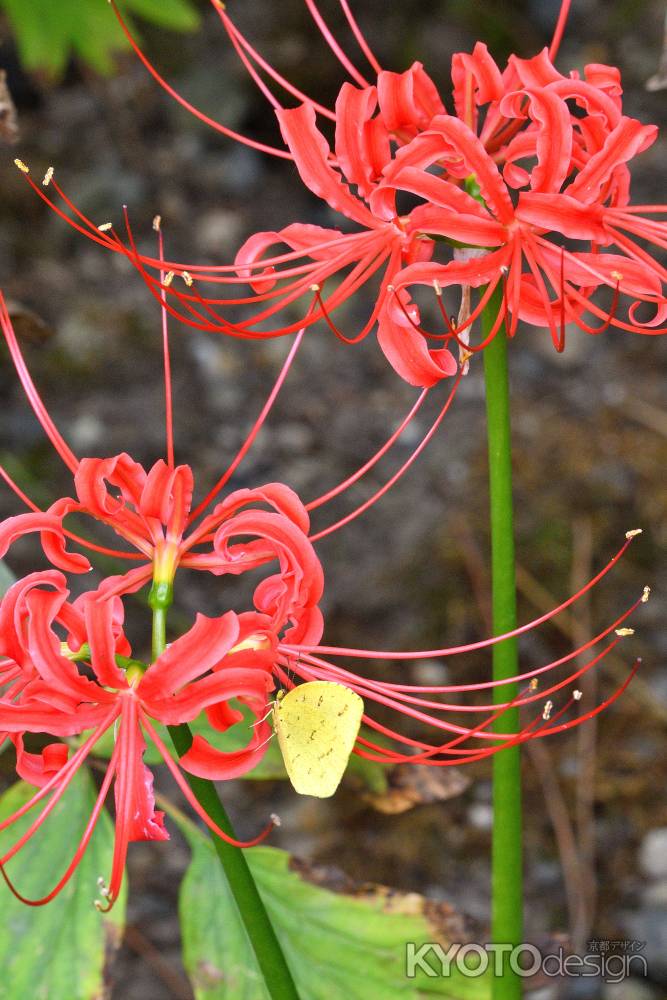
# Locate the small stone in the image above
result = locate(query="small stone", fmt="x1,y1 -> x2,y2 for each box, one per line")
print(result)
639,828 -> 667,879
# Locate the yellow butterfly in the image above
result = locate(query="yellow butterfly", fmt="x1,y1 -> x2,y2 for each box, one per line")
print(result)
273,681 -> 364,798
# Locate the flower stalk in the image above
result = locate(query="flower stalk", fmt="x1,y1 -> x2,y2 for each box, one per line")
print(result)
482,286 -> 522,999
151,597 -> 300,1000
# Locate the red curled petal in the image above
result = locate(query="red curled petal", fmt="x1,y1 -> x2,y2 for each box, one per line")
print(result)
0,570 -> 68,669
377,295 -> 458,388
212,510 -> 324,625
380,116 -> 515,226
121,755 -> 169,843
140,461 -> 193,540
202,483 -> 311,537
74,453 -> 147,517
408,204 -> 506,247
139,611 -> 241,701
81,595 -> 128,689
234,223 -> 346,293
508,48 -> 562,88
13,735 -> 69,787
394,247 -> 510,294
147,667 -> 273,726
516,192 -> 609,242
276,103 -> 376,227
377,62 -> 445,136
567,117 -> 658,204
451,42 -> 503,127
26,588 -> 112,703
499,88 -> 573,193
179,717 -> 272,780
0,511 -> 90,574
584,63 -> 622,100
334,83 -> 389,199
545,78 -> 621,129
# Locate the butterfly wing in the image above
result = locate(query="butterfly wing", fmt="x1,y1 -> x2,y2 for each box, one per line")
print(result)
274,681 -> 364,797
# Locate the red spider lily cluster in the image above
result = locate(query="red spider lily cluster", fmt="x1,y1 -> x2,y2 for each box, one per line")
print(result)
14,0 -> 667,387
0,286 -> 646,909
0,0 -> 653,910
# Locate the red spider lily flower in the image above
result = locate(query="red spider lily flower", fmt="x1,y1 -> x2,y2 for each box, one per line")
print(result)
276,532 -> 648,768
376,108 -> 666,354
17,1 -> 665,383
0,571 -> 279,908
0,457 -> 324,644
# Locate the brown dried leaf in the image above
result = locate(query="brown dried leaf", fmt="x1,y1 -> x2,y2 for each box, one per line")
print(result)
287,855 -> 477,945
362,763 -> 471,814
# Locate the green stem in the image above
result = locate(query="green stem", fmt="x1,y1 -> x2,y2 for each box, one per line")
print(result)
482,289 -> 523,1000
151,604 -> 300,1000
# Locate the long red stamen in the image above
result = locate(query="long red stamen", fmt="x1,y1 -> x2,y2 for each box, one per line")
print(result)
285,532 -> 640,658
302,0 -> 370,87
214,4 -> 337,121
549,0 -> 572,61
0,743 -> 118,908
0,463 -> 142,561
107,0 -> 293,159
156,223 -> 175,468
309,370 -> 463,541
186,322 -> 308,527
284,586 -> 641,703
306,388 -> 429,511
140,714 -> 276,847
338,0 -> 383,74
0,294 -> 79,473
0,710 -> 119,837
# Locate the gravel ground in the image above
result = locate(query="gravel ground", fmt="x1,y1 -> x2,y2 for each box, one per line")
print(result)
0,2 -> 666,997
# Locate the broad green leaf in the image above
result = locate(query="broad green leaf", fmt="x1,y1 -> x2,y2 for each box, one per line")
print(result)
120,0 -> 200,31
177,818 -> 489,1000
0,768 -> 126,1000
0,559 -> 16,598
0,0 -> 199,77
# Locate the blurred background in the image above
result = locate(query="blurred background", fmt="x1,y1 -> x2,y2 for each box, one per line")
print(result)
0,1 -> 666,997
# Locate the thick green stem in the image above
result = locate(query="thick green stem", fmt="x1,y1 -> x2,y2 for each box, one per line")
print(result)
151,604 -> 300,1000
482,290 -> 523,1000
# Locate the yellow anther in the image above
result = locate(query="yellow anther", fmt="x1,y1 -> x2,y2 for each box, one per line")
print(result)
626,528 -> 642,539
181,271 -> 193,287
529,678 -> 538,691
153,214 -> 161,231
615,628 -> 634,637
164,271 -> 175,287
98,222 -> 113,232
642,586 -> 651,603
42,166 -> 54,187
542,700 -> 553,721
14,159 -> 29,173
310,283 -> 321,292
432,279 -> 442,297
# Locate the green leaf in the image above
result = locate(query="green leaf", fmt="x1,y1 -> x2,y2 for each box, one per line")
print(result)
177,818 -> 489,1000
0,768 -> 126,1000
120,0 -> 200,31
0,559 -> 16,598
0,0 -> 199,77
